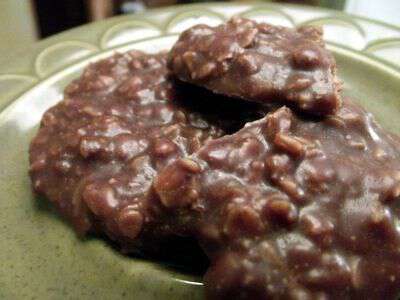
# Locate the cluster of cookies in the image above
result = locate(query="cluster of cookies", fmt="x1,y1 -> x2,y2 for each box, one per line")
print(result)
30,18 -> 400,299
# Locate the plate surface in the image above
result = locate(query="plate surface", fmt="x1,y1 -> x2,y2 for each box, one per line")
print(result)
1,2 -> 400,299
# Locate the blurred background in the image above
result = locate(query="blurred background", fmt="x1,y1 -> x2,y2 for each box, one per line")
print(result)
0,0 -> 399,63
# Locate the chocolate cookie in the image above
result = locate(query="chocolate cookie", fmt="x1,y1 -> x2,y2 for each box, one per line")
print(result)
29,51 -> 262,253
169,17 -> 341,116
155,100 -> 400,299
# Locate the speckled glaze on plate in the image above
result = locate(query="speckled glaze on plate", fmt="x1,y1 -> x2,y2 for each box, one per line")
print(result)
0,2 -> 400,299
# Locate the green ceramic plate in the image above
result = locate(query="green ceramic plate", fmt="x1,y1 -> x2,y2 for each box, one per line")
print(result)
1,2 -> 400,299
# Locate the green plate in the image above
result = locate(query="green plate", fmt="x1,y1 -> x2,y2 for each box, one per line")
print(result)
1,2 -> 400,299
